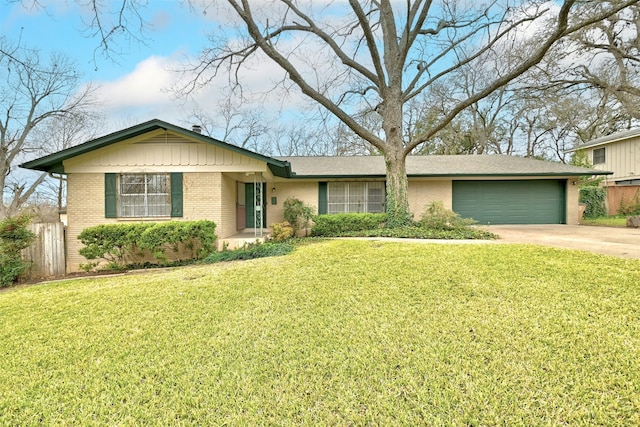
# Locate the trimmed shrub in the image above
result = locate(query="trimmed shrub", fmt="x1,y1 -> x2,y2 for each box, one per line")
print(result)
138,221 -> 217,263
270,221 -> 295,241
283,197 -> 315,233
311,213 -> 387,236
0,214 -> 36,287
579,186 -> 606,218
78,220 -> 217,270
419,201 -> 477,230
78,223 -> 151,267
203,241 -> 294,263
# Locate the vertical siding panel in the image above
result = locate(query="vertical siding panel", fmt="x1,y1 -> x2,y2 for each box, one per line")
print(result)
190,145 -> 198,165
197,145 -> 207,165
172,145 -> 180,165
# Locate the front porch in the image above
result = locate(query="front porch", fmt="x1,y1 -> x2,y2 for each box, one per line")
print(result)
218,228 -> 272,250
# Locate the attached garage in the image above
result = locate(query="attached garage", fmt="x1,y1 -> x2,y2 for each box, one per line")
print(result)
452,180 -> 566,224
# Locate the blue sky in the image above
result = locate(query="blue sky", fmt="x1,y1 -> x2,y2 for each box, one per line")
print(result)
1,1 -> 293,136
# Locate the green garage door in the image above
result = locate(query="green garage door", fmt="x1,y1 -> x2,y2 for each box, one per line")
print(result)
452,180 -> 566,224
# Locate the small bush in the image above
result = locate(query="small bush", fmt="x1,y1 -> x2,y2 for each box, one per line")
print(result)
618,190 -> 640,216
419,201 -> 477,230
283,197 -> 315,234
341,226 -> 496,240
78,220 -> 217,270
203,241 -> 294,263
0,214 -> 36,287
579,187 -> 607,218
311,213 -> 387,236
270,221 -> 295,241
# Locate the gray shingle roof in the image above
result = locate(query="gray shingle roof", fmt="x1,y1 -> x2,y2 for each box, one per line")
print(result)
567,128 -> 640,151
277,155 -> 610,177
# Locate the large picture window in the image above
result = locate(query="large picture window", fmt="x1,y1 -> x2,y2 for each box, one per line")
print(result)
327,181 -> 385,213
119,173 -> 171,217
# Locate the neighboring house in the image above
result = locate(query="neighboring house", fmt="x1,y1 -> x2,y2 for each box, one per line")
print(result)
21,119 -> 608,272
567,128 -> 640,186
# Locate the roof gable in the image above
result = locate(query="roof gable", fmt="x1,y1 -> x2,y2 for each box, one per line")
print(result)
20,119 -> 292,177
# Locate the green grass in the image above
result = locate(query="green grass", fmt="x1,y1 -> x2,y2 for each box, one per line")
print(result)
581,216 -> 629,227
2,241 -> 640,425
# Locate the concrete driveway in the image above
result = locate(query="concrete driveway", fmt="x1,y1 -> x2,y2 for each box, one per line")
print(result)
483,224 -> 640,260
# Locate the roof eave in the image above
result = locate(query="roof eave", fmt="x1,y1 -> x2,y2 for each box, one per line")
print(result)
20,119 -> 289,174
267,161 -> 294,178
288,171 -> 612,179
566,129 -> 640,153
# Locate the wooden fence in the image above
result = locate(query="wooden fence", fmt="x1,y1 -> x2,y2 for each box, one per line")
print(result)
607,185 -> 640,215
22,222 -> 66,279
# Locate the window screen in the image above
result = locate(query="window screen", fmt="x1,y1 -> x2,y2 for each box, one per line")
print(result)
327,182 -> 385,214
119,173 -> 171,217
593,147 -> 605,164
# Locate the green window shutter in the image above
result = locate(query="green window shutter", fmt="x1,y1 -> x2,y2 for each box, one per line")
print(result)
318,182 -> 327,214
105,173 -> 117,218
170,173 -> 183,217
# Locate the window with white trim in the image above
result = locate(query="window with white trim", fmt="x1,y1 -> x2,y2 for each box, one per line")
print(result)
327,181 -> 385,213
119,173 -> 171,217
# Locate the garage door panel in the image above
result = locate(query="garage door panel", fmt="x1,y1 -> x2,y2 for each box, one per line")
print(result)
452,180 -> 565,224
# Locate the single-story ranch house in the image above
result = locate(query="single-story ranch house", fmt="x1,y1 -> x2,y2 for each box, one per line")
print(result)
22,119 -> 609,272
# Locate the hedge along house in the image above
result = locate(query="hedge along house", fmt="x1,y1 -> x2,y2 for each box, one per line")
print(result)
22,119 -> 609,273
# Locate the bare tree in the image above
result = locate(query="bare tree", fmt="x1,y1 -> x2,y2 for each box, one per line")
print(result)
187,100 -> 271,152
31,111 -> 105,210
562,4 -> 640,120
271,120 -> 338,156
180,0 -> 640,226
47,0 -> 640,226
0,40 -> 96,218
416,29 -> 639,161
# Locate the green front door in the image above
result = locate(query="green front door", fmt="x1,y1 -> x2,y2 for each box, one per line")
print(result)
452,180 -> 565,224
245,183 -> 267,228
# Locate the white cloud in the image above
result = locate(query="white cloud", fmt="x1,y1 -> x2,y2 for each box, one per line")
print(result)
95,56 -> 177,107
89,49 -> 312,135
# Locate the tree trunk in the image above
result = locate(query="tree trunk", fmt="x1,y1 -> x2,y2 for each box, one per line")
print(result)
384,147 -> 411,227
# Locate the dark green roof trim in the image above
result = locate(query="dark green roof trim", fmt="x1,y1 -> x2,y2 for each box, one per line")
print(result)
288,174 -> 387,179
20,119 -> 292,177
287,171 -> 611,179
268,162 -> 295,178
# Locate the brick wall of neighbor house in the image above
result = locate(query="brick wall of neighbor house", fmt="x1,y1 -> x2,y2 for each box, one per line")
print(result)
408,180 -> 453,217
267,181 -> 319,225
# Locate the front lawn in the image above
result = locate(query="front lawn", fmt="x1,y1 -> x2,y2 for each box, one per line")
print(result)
1,241 -> 639,425
581,216 -> 629,227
